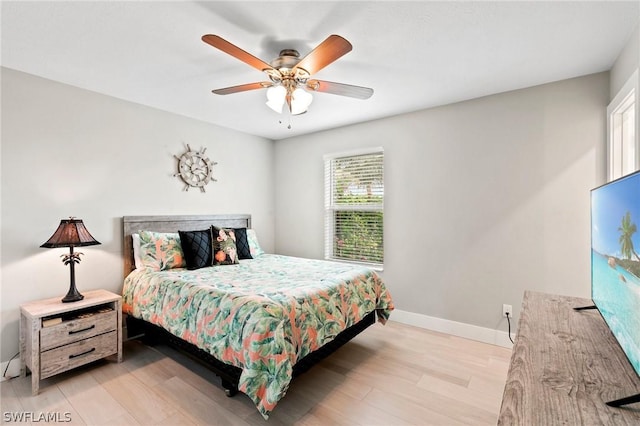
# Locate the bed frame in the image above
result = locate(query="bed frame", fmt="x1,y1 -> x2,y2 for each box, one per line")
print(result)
122,214 -> 376,397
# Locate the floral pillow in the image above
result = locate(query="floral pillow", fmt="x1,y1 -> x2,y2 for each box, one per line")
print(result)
211,227 -> 240,265
137,230 -> 185,271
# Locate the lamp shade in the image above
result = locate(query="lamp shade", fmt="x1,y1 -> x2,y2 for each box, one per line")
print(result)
41,218 -> 101,248
266,85 -> 286,113
291,88 -> 313,115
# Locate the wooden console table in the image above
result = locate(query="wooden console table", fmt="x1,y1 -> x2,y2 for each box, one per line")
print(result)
498,291 -> 640,425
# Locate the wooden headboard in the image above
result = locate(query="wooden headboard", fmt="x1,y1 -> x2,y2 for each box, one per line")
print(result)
122,214 -> 252,276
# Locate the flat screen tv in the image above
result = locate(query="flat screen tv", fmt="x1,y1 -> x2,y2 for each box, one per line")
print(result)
591,169 -> 640,406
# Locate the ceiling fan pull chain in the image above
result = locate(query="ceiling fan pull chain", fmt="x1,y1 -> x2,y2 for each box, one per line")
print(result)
278,112 -> 293,130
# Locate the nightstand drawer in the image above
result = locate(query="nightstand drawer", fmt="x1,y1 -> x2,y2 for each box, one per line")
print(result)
40,330 -> 117,379
41,310 -> 117,351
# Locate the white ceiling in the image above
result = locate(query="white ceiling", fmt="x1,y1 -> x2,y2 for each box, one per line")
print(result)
2,1 -> 639,141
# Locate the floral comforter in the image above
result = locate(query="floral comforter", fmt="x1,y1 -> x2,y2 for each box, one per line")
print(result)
122,254 -> 394,419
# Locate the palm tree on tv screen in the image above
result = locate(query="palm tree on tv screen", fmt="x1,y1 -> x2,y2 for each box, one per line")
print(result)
618,211 -> 640,262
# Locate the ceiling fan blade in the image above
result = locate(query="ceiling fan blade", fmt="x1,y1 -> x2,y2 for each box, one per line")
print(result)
202,35 -> 274,72
212,82 -> 273,95
306,80 -> 373,99
293,35 -> 352,75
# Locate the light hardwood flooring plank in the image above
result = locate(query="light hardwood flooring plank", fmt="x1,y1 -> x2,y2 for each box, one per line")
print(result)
152,376 -> 251,426
417,374 -> 502,414
1,320 -> 511,425
364,387 -> 473,426
121,344 -> 176,388
154,411 -> 197,426
295,386 -> 414,426
151,347 -> 258,420
297,403 -> 356,426
1,381 -> 30,426
56,371 -> 129,425
90,362 -> 177,424
10,373 -> 86,425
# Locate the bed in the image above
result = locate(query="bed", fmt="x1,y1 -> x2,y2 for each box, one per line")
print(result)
121,214 -> 394,419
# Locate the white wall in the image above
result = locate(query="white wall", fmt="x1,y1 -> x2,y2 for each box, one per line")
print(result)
0,67 -> 611,363
0,68 -> 275,361
274,72 -> 609,335
610,21 -> 639,100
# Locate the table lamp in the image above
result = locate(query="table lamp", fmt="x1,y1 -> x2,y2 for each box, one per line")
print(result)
40,218 -> 101,303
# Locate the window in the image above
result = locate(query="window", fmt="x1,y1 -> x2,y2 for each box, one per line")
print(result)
324,148 -> 384,266
608,70 -> 639,181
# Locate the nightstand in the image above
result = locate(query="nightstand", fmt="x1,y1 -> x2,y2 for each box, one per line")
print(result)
19,289 -> 122,395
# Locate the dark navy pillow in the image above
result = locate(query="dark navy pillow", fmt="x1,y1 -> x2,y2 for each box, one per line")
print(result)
178,229 -> 212,270
234,227 -> 253,260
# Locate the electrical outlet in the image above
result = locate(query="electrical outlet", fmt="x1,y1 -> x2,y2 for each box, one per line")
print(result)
502,304 -> 513,318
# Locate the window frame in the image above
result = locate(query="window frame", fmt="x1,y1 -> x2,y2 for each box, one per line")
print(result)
323,147 -> 384,269
608,69 -> 639,181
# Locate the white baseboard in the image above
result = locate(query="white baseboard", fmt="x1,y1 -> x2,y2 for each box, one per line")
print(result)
390,309 -> 515,349
0,357 -> 21,382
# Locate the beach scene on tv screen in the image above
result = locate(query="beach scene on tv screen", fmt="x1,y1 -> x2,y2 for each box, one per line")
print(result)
591,172 -> 640,377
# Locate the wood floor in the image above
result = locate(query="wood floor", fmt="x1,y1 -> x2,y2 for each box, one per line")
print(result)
1,321 -> 511,425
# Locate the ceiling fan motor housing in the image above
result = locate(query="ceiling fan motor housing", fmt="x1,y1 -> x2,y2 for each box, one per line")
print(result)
271,49 -> 301,70
268,49 -> 310,86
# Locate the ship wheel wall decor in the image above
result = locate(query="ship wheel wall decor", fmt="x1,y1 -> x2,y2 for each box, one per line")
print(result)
174,144 -> 217,192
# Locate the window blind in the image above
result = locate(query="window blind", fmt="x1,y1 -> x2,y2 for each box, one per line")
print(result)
324,148 -> 384,266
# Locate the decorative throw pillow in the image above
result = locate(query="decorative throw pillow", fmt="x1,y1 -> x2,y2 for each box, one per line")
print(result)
178,229 -> 212,270
132,233 -> 143,269
211,227 -> 240,265
137,230 -> 185,271
233,228 -> 252,260
246,229 -> 265,257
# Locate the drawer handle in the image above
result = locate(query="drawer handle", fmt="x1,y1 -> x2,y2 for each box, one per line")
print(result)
69,348 -> 96,359
69,325 -> 95,335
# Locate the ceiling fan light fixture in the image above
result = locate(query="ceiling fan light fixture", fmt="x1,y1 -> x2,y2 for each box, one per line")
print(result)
204,35 -> 372,118
266,85 -> 286,113
291,88 -> 313,115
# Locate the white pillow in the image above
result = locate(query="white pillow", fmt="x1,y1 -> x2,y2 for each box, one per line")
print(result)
247,229 -> 265,257
132,233 -> 143,269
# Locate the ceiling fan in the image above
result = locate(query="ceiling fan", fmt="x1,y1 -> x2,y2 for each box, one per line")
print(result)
201,34 -> 374,115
